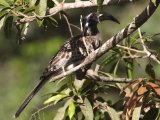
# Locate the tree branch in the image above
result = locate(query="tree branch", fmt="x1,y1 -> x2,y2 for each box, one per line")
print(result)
50,0 -> 160,83
138,28 -> 160,64
116,41 -> 160,64
49,0 -> 135,15
86,69 -> 131,83
18,0 -> 137,24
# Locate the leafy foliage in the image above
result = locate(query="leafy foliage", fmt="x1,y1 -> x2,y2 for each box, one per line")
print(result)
0,0 -> 58,43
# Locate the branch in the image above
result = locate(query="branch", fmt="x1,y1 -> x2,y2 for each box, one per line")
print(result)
138,28 -> 160,64
50,0 -> 160,83
18,0 -> 137,24
86,69 -> 131,83
117,43 -> 160,64
116,44 -> 145,54
49,0 -> 135,15
62,14 -> 73,37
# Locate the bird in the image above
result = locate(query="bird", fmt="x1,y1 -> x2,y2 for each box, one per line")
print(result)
15,12 -> 120,118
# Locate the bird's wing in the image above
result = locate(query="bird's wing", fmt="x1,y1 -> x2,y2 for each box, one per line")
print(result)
40,35 -> 85,79
40,34 -> 101,80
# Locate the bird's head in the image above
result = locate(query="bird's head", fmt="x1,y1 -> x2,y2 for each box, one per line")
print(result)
82,12 -> 120,35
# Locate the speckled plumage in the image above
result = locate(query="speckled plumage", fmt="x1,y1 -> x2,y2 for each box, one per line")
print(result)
41,34 -> 101,79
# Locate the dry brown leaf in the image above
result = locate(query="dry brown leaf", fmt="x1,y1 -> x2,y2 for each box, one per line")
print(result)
122,81 -> 146,120
137,86 -> 147,96
147,82 -> 160,96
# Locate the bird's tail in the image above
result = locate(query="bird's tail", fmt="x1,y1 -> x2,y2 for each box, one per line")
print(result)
14,79 -> 48,118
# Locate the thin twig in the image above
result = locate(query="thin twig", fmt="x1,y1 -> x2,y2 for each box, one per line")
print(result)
138,28 -> 148,51
86,69 -> 132,83
116,44 -> 145,53
80,14 -> 90,55
30,103 -> 55,120
70,23 -> 81,31
138,28 -> 160,64
62,14 -> 73,37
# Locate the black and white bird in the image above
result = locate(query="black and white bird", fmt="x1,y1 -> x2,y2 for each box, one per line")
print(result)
15,12 -> 119,118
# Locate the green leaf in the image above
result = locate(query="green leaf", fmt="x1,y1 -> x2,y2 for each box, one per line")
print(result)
0,10 -> 9,20
4,16 -> 13,38
151,0 -> 156,6
47,17 -> 58,27
130,32 -> 140,43
36,0 -> 47,16
132,97 -> 143,120
97,86 -> 120,105
132,103 -> 142,120
52,78 -> 71,92
53,99 -> 72,120
68,100 -> 75,120
0,16 -> 5,30
80,97 -> 94,120
125,59 -> 133,79
44,93 -> 67,104
97,0 -> 104,13
36,19 -> 44,27
101,53 -> 118,66
0,0 -> 10,7
41,16 -> 58,28
74,79 -> 85,91
0,9 -> 8,30
109,61 -> 118,73
107,106 -> 120,120
29,0 -> 37,7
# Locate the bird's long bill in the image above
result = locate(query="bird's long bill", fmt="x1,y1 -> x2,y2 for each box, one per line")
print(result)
98,13 -> 120,24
